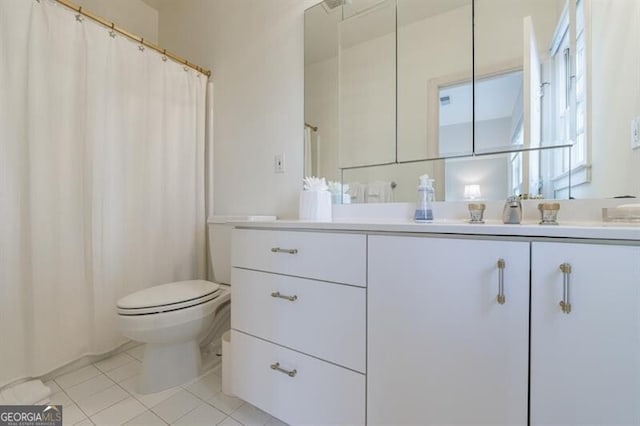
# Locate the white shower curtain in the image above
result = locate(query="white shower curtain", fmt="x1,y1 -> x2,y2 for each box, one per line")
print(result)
0,0 -> 207,387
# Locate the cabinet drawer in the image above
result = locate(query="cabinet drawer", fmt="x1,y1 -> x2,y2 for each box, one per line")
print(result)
232,268 -> 365,372
231,330 -> 365,426
231,229 -> 366,286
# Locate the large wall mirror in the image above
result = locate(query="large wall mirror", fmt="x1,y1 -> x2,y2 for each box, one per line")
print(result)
304,0 -> 640,203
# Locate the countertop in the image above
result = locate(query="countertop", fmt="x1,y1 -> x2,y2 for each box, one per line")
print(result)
230,218 -> 640,241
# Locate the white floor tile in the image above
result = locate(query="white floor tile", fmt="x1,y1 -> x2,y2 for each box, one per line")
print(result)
66,374 -> 115,402
181,367 -> 217,388
126,345 -> 146,361
124,410 -> 167,426
61,402 -> 87,426
76,384 -> 129,416
44,380 -> 62,395
105,361 -> 141,383
90,397 -> 146,426
73,418 -> 94,426
50,391 -> 73,407
183,371 -> 222,401
56,365 -> 102,389
265,415 -> 288,426
172,403 -> 226,426
151,390 -> 202,424
217,416 -> 243,426
120,376 -> 181,409
94,353 -> 135,373
206,391 -> 244,415
231,403 -> 270,426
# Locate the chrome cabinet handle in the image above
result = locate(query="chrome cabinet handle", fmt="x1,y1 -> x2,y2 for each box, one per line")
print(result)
270,362 -> 297,377
559,263 -> 572,314
271,291 -> 297,302
271,247 -> 298,254
496,258 -> 506,305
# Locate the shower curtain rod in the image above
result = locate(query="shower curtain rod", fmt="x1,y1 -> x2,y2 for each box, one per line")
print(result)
53,0 -> 212,77
305,122 -> 318,132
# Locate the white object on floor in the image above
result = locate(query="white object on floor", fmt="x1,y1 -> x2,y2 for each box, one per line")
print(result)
0,380 -> 51,405
221,330 -> 234,397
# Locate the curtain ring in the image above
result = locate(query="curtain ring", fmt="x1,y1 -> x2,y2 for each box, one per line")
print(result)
138,38 -> 145,52
75,7 -> 84,22
109,23 -> 116,38
183,60 -> 189,72
162,49 -> 167,62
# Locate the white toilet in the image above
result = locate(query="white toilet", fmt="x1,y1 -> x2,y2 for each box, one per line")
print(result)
117,280 -> 230,394
116,216 -> 274,394
116,218 -> 236,394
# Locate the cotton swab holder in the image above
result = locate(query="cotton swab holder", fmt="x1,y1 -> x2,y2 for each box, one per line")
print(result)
299,190 -> 332,221
299,177 -> 332,221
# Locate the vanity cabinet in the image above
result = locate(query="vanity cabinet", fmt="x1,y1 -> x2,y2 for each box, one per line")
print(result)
231,226 -> 639,425
367,236 -> 530,425
230,229 -> 366,425
530,242 -> 640,425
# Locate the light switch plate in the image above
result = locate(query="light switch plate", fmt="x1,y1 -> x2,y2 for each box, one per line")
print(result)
274,154 -> 285,173
632,116 -> 640,150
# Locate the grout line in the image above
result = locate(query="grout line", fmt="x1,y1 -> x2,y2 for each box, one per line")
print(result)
166,400 -> 205,425
81,384 -> 129,420
54,368 -> 101,392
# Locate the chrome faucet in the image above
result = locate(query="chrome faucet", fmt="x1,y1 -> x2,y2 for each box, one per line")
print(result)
502,196 -> 523,224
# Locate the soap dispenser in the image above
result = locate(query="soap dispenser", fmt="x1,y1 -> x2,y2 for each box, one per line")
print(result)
414,175 -> 434,222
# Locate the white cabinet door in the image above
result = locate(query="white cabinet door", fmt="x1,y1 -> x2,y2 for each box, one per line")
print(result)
368,236 -> 530,425
531,242 -> 640,425
231,331 -> 365,425
232,268 -> 366,372
232,229 -> 366,286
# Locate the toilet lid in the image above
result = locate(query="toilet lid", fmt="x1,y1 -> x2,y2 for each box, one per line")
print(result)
117,280 -> 220,310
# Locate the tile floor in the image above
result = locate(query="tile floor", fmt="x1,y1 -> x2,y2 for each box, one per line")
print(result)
46,345 -> 287,426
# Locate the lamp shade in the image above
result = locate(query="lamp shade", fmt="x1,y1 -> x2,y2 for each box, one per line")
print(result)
464,184 -> 482,200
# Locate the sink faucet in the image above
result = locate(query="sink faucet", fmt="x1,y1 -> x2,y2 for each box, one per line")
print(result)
502,196 -> 523,224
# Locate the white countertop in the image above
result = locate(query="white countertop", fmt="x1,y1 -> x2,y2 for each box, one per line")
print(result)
230,218 -> 640,241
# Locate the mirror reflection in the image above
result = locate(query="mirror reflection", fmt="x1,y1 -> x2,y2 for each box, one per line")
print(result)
397,0 -> 473,160
339,0 -> 396,168
304,0 -> 640,203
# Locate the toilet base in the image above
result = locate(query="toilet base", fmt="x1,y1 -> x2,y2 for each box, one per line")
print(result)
138,340 -> 201,394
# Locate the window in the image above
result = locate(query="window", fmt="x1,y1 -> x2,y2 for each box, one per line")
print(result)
510,125 -> 524,196
550,0 -> 588,182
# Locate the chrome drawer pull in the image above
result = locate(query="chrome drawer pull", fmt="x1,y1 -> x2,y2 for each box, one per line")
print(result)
270,362 -> 297,377
559,263 -> 572,314
271,247 -> 298,255
496,258 -> 506,305
271,291 -> 297,302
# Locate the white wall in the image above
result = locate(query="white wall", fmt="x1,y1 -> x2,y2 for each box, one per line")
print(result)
398,4 -> 473,161
572,0 -> 640,198
340,30 -> 396,168
74,0 -> 158,43
158,0 -> 319,219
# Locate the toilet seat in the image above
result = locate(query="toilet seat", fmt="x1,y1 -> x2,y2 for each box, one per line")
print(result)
117,280 -> 221,316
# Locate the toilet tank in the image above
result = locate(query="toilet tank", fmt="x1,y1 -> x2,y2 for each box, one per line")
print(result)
207,215 -> 276,285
